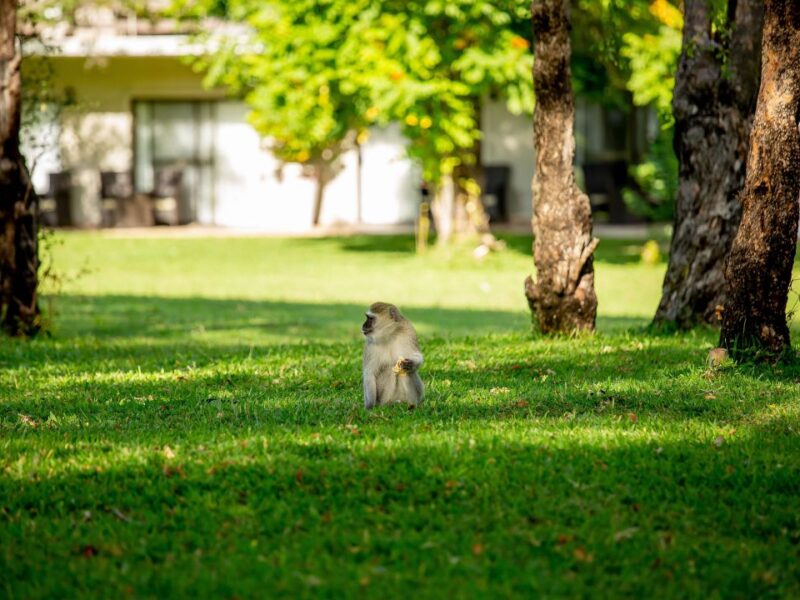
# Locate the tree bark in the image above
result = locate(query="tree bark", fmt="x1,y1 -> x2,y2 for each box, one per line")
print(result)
720,0 -> 800,358
524,0 -> 598,334
654,0 -> 763,329
0,0 -> 40,337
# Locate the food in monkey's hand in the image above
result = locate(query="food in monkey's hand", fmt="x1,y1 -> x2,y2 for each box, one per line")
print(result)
393,357 -> 408,375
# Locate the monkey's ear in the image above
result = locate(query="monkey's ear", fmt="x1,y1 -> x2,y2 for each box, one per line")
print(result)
389,306 -> 400,321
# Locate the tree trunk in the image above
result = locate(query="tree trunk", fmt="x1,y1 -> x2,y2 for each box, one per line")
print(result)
355,141 -> 362,224
431,173 -> 455,245
0,0 -> 40,337
311,163 -> 326,227
524,0 -> 598,334
720,0 -> 800,358
654,0 -> 763,329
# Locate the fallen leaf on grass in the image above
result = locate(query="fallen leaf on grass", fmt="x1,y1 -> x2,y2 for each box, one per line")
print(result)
614,527 -> 639,542
18,414 -> 37,428
573,547 -> 593,563
162,445 -> 176,459
627,412 -> 638,423
556,534 -> 574,546
162,464 -> 185,478
471,543 -> 485,556
713,436 -> 725,447
111,507 -> 132,522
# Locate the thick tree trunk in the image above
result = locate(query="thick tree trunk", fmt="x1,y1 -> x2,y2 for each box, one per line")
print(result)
654,0 -> 763,329
0,0 -> 40,337
524,0 -> 598,334
720,0 -> 800,358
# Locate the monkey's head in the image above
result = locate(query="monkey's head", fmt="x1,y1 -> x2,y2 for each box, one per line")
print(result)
362,302 -> 404,341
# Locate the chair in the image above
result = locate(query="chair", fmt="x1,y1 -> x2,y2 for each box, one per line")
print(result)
99,171 -> 134,228
39,172 -> 72,227
151,166 -> 183,226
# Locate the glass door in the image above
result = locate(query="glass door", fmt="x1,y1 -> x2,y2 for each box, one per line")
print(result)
134,100 -> 216,224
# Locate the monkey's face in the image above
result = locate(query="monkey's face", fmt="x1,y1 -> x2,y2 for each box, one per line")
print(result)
361,312 -> 376,337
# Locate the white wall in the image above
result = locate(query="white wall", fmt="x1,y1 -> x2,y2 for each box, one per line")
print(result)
211,104 -> 419,230
480,100 -> 534,224
359,124 -> 421,225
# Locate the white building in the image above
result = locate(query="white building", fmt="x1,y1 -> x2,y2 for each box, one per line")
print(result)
23,25 -> 647,231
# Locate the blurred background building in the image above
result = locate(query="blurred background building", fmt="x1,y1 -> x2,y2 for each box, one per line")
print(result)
22,7 -> 655,231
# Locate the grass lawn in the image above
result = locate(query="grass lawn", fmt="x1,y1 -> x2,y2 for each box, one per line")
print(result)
2,232 -> 799,598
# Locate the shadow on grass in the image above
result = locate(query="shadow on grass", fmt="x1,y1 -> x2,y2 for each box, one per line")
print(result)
314,233 -> 665,267
4,332 -> 799,440
13,294 -> 648,356
4,294 -> 798,441
333,235 -> 417,254
2,425 -> 799,598
497,235 -> 668,266
41,295 -> 530,341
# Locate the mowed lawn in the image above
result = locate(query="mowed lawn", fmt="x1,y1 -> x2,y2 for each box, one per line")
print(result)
2,233 -> 799,599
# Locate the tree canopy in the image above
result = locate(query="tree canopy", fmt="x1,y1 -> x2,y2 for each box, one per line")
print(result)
175,0 -> 534,188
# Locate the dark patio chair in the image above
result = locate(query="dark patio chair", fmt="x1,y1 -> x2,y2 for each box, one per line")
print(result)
99,171 -> 134,228
482,165 -> 510,223
581,160 -> 630,223
151,166 -> 183,226
39,171 -> 72,227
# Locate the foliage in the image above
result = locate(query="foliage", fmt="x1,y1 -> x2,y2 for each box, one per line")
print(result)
617,0 -> 682,221
19,0 -> 167,25
174,0 -> 533,186
179,0 -> 379,172
621,23 -> 682,125
3,233 -> 800,597
623,125 -> 679,221
375,0 -> 533,183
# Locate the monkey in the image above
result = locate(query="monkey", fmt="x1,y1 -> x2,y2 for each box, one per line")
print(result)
361,302 -> 424,409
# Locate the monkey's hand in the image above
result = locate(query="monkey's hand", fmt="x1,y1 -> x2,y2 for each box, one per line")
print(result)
393,357 -> 415,375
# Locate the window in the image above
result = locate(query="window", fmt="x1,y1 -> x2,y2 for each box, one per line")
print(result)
133,100 -> 216,224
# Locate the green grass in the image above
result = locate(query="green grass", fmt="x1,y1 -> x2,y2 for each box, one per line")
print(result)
2,233 -> 799,599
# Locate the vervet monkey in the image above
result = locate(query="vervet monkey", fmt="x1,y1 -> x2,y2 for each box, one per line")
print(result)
361,302 -> 424,409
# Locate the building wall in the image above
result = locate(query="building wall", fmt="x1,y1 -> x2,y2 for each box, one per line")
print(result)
480,100 -> 535,224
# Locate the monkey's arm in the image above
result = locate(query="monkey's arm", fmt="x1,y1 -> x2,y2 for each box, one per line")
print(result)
363,374 -> 377,409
